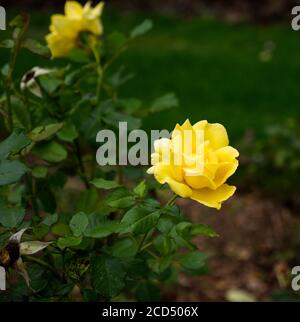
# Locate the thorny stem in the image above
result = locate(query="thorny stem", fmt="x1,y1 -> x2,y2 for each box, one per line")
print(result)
5,15 -> 29,132
96,65 -> 103,101
93,47 -> 103,102
138,194 -> 179,253
102,42 -> 129,74
93,40 -> 129,102
137,231 -> 152,253
166,194 -> 178,206
140,241 -> 152,252
145,249 -> 159,260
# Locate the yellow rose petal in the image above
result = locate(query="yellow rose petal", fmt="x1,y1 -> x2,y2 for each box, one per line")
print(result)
84,1 -> 104,19
65,1 -> 83,19
205,123 -> 229,150
170,163 -> 184,182
50,15 -> 79,37
216,146 -> 239,162
165,177 -> 193,198
180,119 -> 193,132
184,168 -> 216,190
46,32 -> 76,58
191,184 -> 236,209
193,120 -> 208,132
214,159 -> 239,187
152,164 -> 171,184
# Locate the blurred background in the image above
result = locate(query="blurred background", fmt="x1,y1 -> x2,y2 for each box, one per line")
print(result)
2,0 -> 300,301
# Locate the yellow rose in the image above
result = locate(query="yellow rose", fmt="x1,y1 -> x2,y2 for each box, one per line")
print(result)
46,1 -> 104,58
147,119 -> 239,209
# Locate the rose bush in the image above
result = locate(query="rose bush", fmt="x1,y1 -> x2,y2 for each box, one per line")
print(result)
0,1 -> 238,301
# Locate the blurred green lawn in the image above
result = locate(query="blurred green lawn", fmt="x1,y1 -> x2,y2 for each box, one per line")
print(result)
2,9 -> 300,143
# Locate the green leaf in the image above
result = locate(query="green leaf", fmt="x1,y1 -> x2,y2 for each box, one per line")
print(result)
120,98 -> 142,114
84,220 -> 122,238
90,178 -> 120,190
28,264 -> 51,293
175,222 -> 192,234
22,38 -> 51,58
0,129 -> 30,160
148,255 -> 172,275
57,122 -> 78,142
90,255 -> 125,299
57,236 -> 82,250
120,206 -> 148,228
76,188 -> 100,214
69,212 -> 89,237
153,235 -> 171,256
162,204 -> 182,218
150,93 -> 179,113
29,123 -> 63,142
42,213 -> 58,227
33,224 -> 49,239
32,166 -> 48,179
0,40 -> 14,49
108,66 -> 134,88
110,238 -> 138,258
39,75 -> 63,94
11,96 -> 31,129
190,224 -> 218,237
1,65 -> 9,78
0,202 -> 25,228
108,196 -> 136,209
133,180 -> 146,198
120,206 -> 161,234
106,188 -> 136,209
157,217 -> 175,234
103,111 -> 142,131
130,19 -> 153,39
133,210 -> 160,235
51,222 -> 71,237
33,141 -> 67,163
168,222 -> 195,250
179,251 -> 207,271
0,160 -> 28,186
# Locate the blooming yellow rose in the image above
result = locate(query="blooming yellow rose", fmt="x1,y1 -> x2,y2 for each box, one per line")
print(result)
46,1 -> 104,58
147,119 -> 239,209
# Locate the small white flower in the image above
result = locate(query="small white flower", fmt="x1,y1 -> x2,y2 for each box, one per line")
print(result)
0,229 -> 51,290
20,67 -> 52,98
